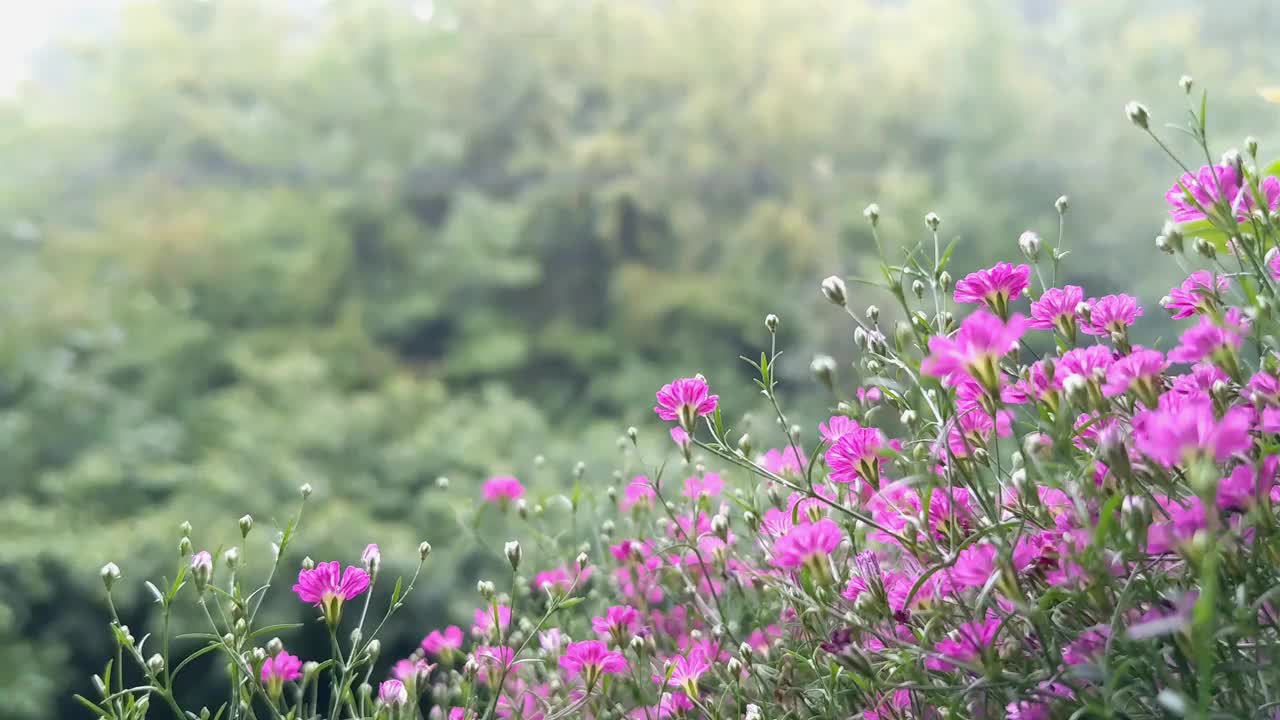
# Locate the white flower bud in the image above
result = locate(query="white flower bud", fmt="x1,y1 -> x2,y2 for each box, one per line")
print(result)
821,276 -> 847,306
419,541 -> 432,560
1193,237 -> 1216,259
238,514 -> 253,538
504,541 -> 522,572
863,203 -> 880,226
1125,101 -> 1150,129
100,562 -> 121,591
1055,195 -> 1069,214
1018,231 -> 1041,262
1179,74 -> 1193,94
147,654 -> 164,674
924,212 -> 941,231
223,547 -> 240,570
299,483 -> 313,499
765,313 -> 779,332
810,354 -> 837,388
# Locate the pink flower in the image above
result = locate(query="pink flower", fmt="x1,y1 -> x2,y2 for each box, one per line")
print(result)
474,645 -> 515,684
760,446 -> 805,475
378,679 -> 408,707
1063,624 -> 1110,665
824,423 -> 886,488
927,617 -> 1002,670
1168,308 -> 1248,364
655,650 -> 712,699
1248,371 -> 1280,403
191,550 -> 213,589
361,543 -> 381,573
1058,345 -> 1115,382
669,427 -> 690,450
1166,163 -> 1280,223
922,311 -> 1026,391
682,472 -> 723,499
449,709 -> 470,720
620,476 -> 656,511
948,543 -> 998,590
482,476 -> 525,504
1006,683 -> 1074,720
820,415 -> 859,442
292,561 -> 370,626
1029,284 -> 1084,333
592,605 -> 642,640
422,626 -> 464,656
260,651 -> 302,697
654,376 -> 718,429
1271,251 -> 1280,280
473,605 -> 512,636
1102,347 -> 1167,399
771,518 -> 842,570
559,640 -> 627,685
1164,271 -> 1229,320
392,657 -> 435,681
1134,398 -> 1252,467
532,566 -> 581,594
953,262 -> 1032,315
1146,496 -> 1207,554
1083,294 -> 1143,336
1218,465 -> 1271,511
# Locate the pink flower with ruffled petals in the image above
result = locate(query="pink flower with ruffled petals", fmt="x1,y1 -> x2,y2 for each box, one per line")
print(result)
1166,163 -> 1280,222
819,415 -> 859,442
292,561 -> 369,625
1134,398 -> 1252,467
260,651 -> 302,697
422,626 -> 464,656
682,472 -> 722,499
655,650 -> 712,699
654,376 -> 718,428
1083,293 -> 1143,336
392,657 -> 435,682
1168,308 -> 1248,364
825,423 -> 886,487
559,640 -> 627,685
1164,271 -> 1230,320
927,616 -> 1002,670
922,311 -> 1026,391
619,476 -> 656,511
474,645 -> 515,684
473,605 -> 512,636
1029,285 -> 1084,333
760,446 -> 805,475
953,262 -> 1031,315
592,605 -> 641,640
1102,347 -> 1167,399
1146,496 -> 1207,554
771,518 -> 842,570
482,476 -> 525,503
377,679 -> 408,707
948,543 -> 998,590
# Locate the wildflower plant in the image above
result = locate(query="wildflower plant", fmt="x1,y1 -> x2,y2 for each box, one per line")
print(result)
84,80 -> 1280,719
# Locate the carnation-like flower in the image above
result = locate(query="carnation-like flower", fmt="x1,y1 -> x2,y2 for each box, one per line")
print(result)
927,616 -> 1002,670
482,476 -> 525,504
559,640 -> 627,687
473,605 -> 512,636
824,423 -> 886,488
1102,347 -> 1167,402
1028,284 -> 1084,337
260,651 -> 302,698
771,518 -> 842,575
1166,162 -> 1280,223
947,543 -> 998,590
474,645 -> 515,686
392,657 -> 435,682
953,262 -> 1031,316
292,561 -> 370,626
922,311 -> 1027,392
1164,271 -> 1229,320
654,375 -> 718,431
655,650 -> 712,700
592,605 -> 642,642
1146,496 -> 1208,554
1083,293 -> 1143,337
682,472 -> 723,499
378,679 -> 408,707
1133,398 -> 1252,468
422,625 -> 464,657
1168,307 -> 1248,366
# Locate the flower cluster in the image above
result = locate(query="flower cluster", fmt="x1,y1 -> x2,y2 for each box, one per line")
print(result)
85,84 -> 1280,720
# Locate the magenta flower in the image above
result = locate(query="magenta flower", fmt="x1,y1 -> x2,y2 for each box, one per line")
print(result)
760,446 -> 805,476
771,518 -> 842,571
819,415 -> 859,442
953,262 -> 1031,316
824,423 -> 886,488
1166,163 -> 1280,223
378,679 -> 408,707
1063,625 -> 1110,666
392,657 -> 435,682
927,616 -> 1002,671
559,640 -> 627,686
1028,284 -> 1084,335
473,605 -> 512,636
361,543 -> 381,573
1164,271 -> 1229,320
422,625 -> 464,657
292,561 -> 370,626
474,645 -> 515,685
654,375 -> 718,430
1168,308 -> 1248,364
1271,251 -> 1280,280
948,543 -> 998,590
682,472 -> 723,499
592,605 -> 641,641
669,427 -> 690,450
1133,399 -> 1252,467
260,651 -> 302,698
655,649 -> 712,700
482,476 -> 525,504
1102,347 -> 1167,400
922,311 -> 1026,391
620,475 -> 656,511
1247,371 -> 1280,402
1146,496 -> 1208,554
1083,293 -> 1143,337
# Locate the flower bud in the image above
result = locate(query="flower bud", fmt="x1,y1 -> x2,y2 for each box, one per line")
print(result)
911,279 -> 925,299
1155,234 -> 1173,254
629,635 -> 646,653
1246,136 -> 1259,158
1018,231 -> 1041,262
179,536 -> 193,557
238,514 -> 253,538
576,551 -> 589,570
266,637 -> 284,655
863,203 -> 880,227
1221,149 -> 1243,174
147,653 -> 164,674
362,544 -> 381,574
900,410 -> 916,425
1179,74 -> 1193,94
574,461 -> 586,479
924,212 -> 941,231
299,483 -> 312,499
365,639 -> 381,662
1125,101 -> 1150,129
1193,236 -> 1216,259
810,354 -> 837,390
1075,301 -> 1092,326
710,514 -> 730,541
938,271 -> 952,293
251,647 -> 267,664
191,550 -> 213,592
1055,195 -> 1069,214
737,433 -> 752,457
1062,374 -> 1089,406
223,547 -> 240,570
477,580 -> 496,600
765,313 -> 779,332
179,521 -> 193,537
727,657 -> 743,675
101,562 -> 121,591
301,556 -> 315,570
419,541 -> 432,560
504,541 -> 522,572
435,475 -> 450,489
821,276 -> 847,306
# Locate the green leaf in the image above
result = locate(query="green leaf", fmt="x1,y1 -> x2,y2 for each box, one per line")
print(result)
391,576 -> 404,608
554,596 -> 585,611
248,623 -> 304,639
1264,157 -> 1280,178
171,642 -> 224,681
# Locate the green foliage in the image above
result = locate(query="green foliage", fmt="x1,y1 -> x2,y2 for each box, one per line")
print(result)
0,0 -> 1278,715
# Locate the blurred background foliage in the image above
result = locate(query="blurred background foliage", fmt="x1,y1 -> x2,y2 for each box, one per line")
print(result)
1,0 -> 1278,716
